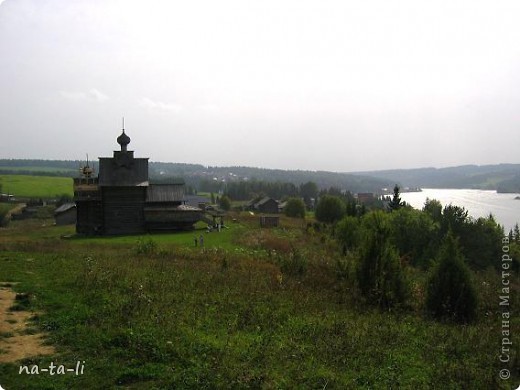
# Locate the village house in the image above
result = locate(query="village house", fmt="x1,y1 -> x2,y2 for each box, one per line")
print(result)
247,196 -> 280,214
356,192 -> 375,204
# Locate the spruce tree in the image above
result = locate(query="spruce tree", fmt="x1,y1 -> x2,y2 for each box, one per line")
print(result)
388,184 -> 404,211
357,211 -> 408,308
425,232 -> 478,323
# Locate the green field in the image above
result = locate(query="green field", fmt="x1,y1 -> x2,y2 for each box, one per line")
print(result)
0,174 -> 73,198
0,214 -> 516,389
0,166 -> 76,174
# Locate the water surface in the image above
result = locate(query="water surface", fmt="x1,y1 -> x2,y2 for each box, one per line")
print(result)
400,188 -> 520,232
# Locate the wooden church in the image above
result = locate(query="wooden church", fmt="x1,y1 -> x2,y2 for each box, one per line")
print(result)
74,129 -> 202,235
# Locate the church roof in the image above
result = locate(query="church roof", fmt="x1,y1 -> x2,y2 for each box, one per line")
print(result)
146,184 -> 184,203
117,130 -> 131,150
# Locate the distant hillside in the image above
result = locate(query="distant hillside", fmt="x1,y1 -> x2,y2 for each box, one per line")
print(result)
0,159 -> 392,194
148,163 -> 392,194
353,164 -> 520,193
2,159 -> 518,194
0,159 -> 90,177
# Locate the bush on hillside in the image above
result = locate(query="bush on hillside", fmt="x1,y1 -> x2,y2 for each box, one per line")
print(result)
425,232 -> 478,323
357,211 -> 409,308
284,197 -> 306,219
315,195 -> 345,224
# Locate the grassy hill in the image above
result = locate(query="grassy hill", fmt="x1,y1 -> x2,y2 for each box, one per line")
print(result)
0,174 -> 73,198
0,215 -> 516,388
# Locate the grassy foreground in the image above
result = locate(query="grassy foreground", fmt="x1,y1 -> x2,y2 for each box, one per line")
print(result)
0,216 -> 517,389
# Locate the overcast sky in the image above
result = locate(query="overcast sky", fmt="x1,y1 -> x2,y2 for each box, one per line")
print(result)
1,0 -> 519,172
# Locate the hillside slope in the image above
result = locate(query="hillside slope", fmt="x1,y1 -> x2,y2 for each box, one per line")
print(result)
1,160 -> 519,193
353,164 -> 520,192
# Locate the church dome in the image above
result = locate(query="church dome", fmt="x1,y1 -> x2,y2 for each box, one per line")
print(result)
117,130 -> 130,151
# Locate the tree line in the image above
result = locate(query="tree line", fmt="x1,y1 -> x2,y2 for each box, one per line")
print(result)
220,180 -> 321,203
306,187 -> 519,323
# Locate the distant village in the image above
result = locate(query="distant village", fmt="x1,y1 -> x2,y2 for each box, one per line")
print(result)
1,129 -> 396,231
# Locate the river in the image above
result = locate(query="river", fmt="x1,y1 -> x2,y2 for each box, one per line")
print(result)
399,188 -> 520,233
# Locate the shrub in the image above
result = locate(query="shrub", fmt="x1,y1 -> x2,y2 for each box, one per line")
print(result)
35,205 -> 55,219
336,215 -> 361,251
284,197 -> 306,218
219,195 -> 231,211
357,211 -> 409,308
0,204 -> 12,227
388,208 -> 437,267
135,237 -> 158,255
335,251 -> 357,281
315,195 -> 345,224
276,247 -> 307,276
425,232 -> 478,323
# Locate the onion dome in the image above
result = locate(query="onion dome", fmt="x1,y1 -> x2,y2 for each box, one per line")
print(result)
117,130 -> 131,151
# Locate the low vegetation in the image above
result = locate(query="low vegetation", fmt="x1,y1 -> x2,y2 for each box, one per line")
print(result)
425,232 -> 478,323
0,202 -> 517,388
0,203 -> 15,226
283,197 -> 306,219
0,178 -> 518,388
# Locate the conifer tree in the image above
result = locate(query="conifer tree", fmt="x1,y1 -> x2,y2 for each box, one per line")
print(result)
357,211 -> 408,308
388,184 -> 404,211
425,232 -> 478,323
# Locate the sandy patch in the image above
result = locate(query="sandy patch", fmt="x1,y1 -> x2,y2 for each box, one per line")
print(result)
0,283 -> 55,363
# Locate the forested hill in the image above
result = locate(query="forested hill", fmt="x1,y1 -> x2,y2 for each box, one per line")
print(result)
149,164 -> 392,194
0,159 -> 86,176
1,159 -> 519,193
0,159 -> 392,193
353,164 -> 520,193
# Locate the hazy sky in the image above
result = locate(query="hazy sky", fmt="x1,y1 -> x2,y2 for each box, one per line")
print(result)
1,0 -> 519,172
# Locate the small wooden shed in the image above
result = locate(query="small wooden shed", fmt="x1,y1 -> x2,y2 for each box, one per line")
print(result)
259,215 -> 280,228
54,203 -> 77,225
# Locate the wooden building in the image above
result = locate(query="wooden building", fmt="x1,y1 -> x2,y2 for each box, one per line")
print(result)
54,203 -> 77,225
356,193 -> 374,204
74,129 -> 202,235
144,184 -> 202,230
248,197 -> 280,214
260,215 -> 280,228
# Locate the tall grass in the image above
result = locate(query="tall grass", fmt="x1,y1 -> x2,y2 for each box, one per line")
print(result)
0,218 -> 517,388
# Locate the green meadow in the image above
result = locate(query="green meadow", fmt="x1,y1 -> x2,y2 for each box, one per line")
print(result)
0,174 -> 73,198
0,214 -> 517,389
0,166 -> 76,174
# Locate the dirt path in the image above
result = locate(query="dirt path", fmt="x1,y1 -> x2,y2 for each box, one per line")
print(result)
0,282 -> 55,363
4,203 -> 26,220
